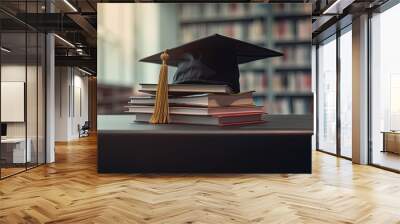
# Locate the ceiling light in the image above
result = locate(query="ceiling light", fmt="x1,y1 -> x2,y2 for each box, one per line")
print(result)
54,34 -> 75,48
1,47 -> 11,53
63,0 -> 78,12
323,1 -> 340,15
78,67 -> 93,76
322,0 -> 354,15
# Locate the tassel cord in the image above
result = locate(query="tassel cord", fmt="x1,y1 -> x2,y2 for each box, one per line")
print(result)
150,51 -> 170,124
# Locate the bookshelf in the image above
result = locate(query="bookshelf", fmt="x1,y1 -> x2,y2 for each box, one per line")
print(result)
178,3 -> 312,115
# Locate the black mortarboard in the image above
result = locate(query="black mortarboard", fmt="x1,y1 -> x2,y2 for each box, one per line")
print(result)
140,34 -> 282,93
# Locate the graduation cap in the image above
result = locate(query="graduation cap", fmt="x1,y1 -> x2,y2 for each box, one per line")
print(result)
139,34 -> 282,124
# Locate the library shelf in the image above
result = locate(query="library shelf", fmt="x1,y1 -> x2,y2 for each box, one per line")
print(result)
252,92 -> 313,98
274,92 -> 313,97
179,3 -> 312,115
253,92 -> 270,97
275,66 -> 311,72
239,66 -> 266,72
274,39 -> 311,46
274,13 -> 310,20
180,15 -> 265,25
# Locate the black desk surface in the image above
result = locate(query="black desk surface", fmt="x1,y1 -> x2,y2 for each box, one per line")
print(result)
98,114 -> 313,135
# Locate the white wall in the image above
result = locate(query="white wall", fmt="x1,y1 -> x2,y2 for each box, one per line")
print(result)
71,74 -> 89,138
55,67 -> 89,141
55,67 -> 69,141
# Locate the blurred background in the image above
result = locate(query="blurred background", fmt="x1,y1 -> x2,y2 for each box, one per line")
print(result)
97,3 -> 312,115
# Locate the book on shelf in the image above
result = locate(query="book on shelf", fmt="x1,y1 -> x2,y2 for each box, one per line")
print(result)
248,4 -> 265,15
203,4 -> 219,18
129,91 -> 255,107
273,46 -> 310,66
180,3 -> 263,20
139,83 -> 233,95
272,72 -> 311,92
272,4 -> 312,13
293,98 -> 308,115
177,3 -> 312,116
297,20 -> 312,39
181,21 -> 267,44
126,105 -> 264,116
239,71 -> 268,93
181,3 -> 311,21
248,20 -> 265,42
274,98 -> 291,114
182,23 -> 247,43
134,112 -> 265,126
272,98 -> 312,114
274,20 -> 295,40
224,3 -> 246,17
273,20 -> 311,41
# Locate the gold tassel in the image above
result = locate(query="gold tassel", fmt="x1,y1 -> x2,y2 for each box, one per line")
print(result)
150,50 -> 170,124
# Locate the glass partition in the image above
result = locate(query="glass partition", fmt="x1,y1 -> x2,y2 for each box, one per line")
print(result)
1,30 -> 28,177
0,1 -> 46,179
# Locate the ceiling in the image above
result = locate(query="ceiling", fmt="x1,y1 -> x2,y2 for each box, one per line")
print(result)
1,0 -> 99,73
0,0 -> 391,74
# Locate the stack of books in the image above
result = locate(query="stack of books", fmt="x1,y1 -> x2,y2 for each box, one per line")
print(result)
127,84 -> 265,126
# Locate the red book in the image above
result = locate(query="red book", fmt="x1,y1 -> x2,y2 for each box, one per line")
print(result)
134,112 -> 265,126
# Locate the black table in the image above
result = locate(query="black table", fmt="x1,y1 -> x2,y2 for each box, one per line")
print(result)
98,115 -> 313,173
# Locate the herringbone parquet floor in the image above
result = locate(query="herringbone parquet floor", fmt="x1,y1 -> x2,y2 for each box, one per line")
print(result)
1,135 -> 400,224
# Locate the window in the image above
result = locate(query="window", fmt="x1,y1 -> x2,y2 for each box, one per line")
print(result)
339,28 -> 352,158
317,36 -> 337,154
370,3 -> 400,171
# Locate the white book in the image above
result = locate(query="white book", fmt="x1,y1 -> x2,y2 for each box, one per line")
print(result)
134,113 -> 265,126
129,91 -> 254,108
126,105 -> 264,116
139,83 -> 233,95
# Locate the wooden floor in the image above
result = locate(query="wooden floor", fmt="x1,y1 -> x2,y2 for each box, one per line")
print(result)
372,150 -> 400,171
1,135 -> 400,223
1,167 -> 26,178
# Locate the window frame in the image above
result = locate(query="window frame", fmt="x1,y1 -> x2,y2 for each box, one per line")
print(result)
315,23 -> 353,160
367,0 -> 400,173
